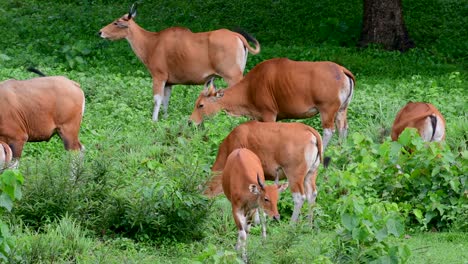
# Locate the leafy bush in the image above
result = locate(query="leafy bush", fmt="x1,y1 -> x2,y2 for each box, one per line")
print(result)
0,170 -> 24,261
332,195 -> 411,263
324,129 -> 467,231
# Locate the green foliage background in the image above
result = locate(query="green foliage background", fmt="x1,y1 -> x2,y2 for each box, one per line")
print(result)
0,0 -> 467,263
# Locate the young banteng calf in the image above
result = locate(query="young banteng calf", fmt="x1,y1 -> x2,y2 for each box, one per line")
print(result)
98,3 -> 260,121
204,121 -> 323,223
218,148 -> 287,261
0,71 -> 85,169
391,102 -> 446,142
189,58 -> 355,150
0,141 -> 13,173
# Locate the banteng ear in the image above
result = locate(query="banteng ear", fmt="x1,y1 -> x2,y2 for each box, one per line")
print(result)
249,184 -> 261,195
277,182 -> 289,193
215,90 -> 224,98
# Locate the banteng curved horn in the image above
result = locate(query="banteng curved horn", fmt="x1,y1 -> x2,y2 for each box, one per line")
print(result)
257,174 -> 265,190
203,77 -> 216,96
128,2 -> 138,19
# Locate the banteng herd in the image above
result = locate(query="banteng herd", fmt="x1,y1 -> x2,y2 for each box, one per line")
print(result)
0,3 -> 447,260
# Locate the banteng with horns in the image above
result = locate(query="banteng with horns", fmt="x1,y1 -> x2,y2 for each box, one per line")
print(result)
217,148 -> 287,262
189,58 -> 355,150
98,3 -> 260,121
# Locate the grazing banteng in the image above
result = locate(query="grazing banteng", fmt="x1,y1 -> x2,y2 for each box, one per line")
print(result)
219,148 -> 287,261
189,58 -> 355,150
204,121 -> 323,222
0,141 -> 13,172
391,102 -> 446,142
98,3 -> 260,121
0,72 -> 85,166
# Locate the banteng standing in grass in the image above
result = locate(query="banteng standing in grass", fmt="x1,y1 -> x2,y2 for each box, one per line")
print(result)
0,69 -> 85,168
0,141 -> 13,172
98,3 -> 260,121
217,148 -> 287,261
391,102 -> 446,142
204,121 -> 324,222
189,58 -> 355,150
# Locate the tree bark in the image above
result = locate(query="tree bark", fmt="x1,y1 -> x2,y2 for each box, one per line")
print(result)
359,0 -> 415,51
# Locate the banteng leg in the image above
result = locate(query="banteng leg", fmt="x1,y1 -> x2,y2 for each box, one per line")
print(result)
233,209 -> 248,262
304,169 -> 319,223
319,105 -> 341,150
58,125 -> 84,179
286,165 -> 308,223
335,108 -> 349,143
152,80 -> 166,121
162,85 -> 172,119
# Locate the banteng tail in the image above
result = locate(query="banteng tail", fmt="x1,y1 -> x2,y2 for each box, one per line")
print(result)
429,114 -> 437,142
203,171 -> 224,197
233,28 -> 261,55
341,67 -> 355,110
27,67 -> 47,77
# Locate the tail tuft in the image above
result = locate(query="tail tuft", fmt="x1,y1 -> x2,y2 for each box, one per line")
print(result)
27,67 -> 47,77
323,156 -> 331,168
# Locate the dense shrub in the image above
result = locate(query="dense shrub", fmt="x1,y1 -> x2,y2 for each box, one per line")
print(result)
323,129 -> 467,231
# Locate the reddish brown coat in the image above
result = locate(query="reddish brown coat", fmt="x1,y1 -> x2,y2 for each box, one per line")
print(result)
189,58 -> 355,149
391,102 -> 446,142
0,76 -> 85,158
99,10 -> 260,121
205,121 -> 322,222
220,148 -> 287,258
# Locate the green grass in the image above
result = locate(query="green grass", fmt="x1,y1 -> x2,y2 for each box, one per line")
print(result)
1,0 -> 467,263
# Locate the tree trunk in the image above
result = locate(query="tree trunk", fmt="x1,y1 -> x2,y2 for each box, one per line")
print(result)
359,0 -> 415,51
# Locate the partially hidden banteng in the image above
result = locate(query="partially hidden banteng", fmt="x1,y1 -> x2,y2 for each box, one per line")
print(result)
391,102 -> 446,142
98,3 -> 260,121
217,148 -> 287,261
189,58 -> 355,150
204,121 -> 323,222
0,70 -> 85,167
0,141 -> 13,172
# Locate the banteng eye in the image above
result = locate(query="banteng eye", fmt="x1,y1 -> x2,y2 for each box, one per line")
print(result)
198,104 -> 204,109
264,197 -> 270,202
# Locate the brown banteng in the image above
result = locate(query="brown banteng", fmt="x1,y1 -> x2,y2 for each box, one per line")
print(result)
189,58 -> 355,150
391,102 -> 446,142
219,148 -> 287,261
98,3 -> 260,121
204,121 -> 323,222
0,141 -> 13,172
0,72 -> 85,166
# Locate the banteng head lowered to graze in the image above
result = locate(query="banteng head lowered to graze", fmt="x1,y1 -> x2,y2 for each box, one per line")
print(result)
204,121 -> 323,223
391,102 -> 446,142
219,148 -> 287,261
0,69 -> 85,169
98,3 -> 260,121
189,58 -> 355,150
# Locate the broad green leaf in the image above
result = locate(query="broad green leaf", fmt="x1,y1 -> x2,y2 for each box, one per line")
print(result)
341,213 -> 358,231
386,217 -> 403,237
0,194 -> 13,212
